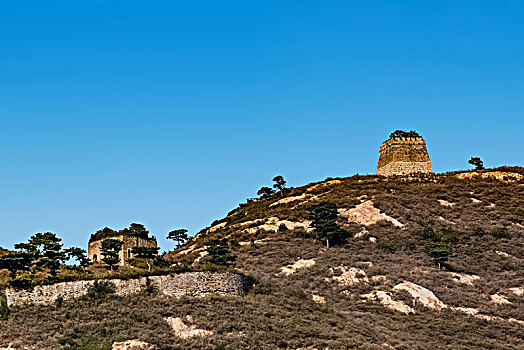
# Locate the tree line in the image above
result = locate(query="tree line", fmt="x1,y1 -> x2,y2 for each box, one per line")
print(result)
0,232 -> 88,289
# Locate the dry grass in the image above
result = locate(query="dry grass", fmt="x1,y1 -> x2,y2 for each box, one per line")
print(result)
2,169 -> 524,349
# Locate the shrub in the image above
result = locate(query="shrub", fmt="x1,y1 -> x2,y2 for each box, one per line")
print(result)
424,240 -> 451,269
278,223 -> 289,232
153,254 -> 170,268
10,270 -> 33,290
142,277 -> 158,296
0,293 -> 9,320
490,227 -> 511,239
473,227 -> 485,237
30,267 -> 52,286
418,223 -> 457,268
55,296 -> 64,308
84,280 -> 116,304
0,269 -> 10,289
377,240 -> 397,254
206,238 -> 237,266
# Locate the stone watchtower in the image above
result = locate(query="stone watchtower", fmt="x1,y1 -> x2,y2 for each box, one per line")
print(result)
376,130 -> 433,176
88,224 -> 158,266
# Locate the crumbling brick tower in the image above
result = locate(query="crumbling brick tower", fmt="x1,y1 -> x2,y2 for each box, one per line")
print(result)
88,224 -> 158,266
377,130 -> 433,176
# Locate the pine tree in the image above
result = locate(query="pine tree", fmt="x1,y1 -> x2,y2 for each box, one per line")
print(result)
100,239 -> 123,271
65,247 -> 90,268
272,175 -> 287,197
14,232 -> 66,276
167,229 -> 189,249
468,157 -> 484,170
206,238 -> 236,266
131,246 -> 160,271
308,202 -> 344,248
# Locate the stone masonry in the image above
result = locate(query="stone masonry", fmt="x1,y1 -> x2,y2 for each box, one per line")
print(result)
88,234 -> 158,266
4,272 -> 252,307
376,135 -> 433,176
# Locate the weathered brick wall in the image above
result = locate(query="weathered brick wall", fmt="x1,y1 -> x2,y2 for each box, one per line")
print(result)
88,235 -> 158,266
377,137 -> 432,176
4,272 -> 251,307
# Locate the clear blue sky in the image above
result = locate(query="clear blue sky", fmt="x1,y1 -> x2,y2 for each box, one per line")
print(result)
1,1 -> 523,251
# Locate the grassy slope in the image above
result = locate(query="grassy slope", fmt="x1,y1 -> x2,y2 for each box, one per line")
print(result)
0,247 -> 11,255
1,168 -> 523,349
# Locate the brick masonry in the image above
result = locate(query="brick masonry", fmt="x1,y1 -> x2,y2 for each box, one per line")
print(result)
376,136 -> 433,176
88,235 -> 158,266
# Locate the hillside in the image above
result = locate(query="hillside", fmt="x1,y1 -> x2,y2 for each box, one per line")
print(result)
1,168 -> 523,349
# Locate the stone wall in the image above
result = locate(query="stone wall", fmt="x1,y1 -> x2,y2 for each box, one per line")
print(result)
377,136 -> 433,176
4,272 -> 251,307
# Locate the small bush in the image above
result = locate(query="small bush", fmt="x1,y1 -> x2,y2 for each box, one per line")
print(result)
153,255 -> 170,268
142,277 -> 158,296
252,281 -> 273,295
278,223 -> 289,232
377,240 -> 397,253
55,296 -> 64,308
473,227 -> 485,237
490,227 -> 511,239
84,280 -> 116,304
424,240 -> 451,268
10,271 -> 33,291
0,269 -> 10,289
0,294 -> 9,320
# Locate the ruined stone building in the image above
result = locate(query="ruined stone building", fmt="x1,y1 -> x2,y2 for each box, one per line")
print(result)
376,130 -> 433,176
88,224 -> 158,266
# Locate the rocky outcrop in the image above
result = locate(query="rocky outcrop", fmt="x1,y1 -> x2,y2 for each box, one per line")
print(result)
491,293 -> 511,305
448,272 -> 480,286
4,272 -> 252,307
362,290 -> 414,314
456,171 -> 523,181
393,282 -> 446,311
312,294 -> 326,304
509,286 -> 524,296
165,316 -> 212,339
278,258 -> 316,276
438,199 -> 455,207
269,193 -> 309,207
242,217 -> 313,234
362,281 -> 524,325
326,266 -> 369,286
338,201 -> 404,228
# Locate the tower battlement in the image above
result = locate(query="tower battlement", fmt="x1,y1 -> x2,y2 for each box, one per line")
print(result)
377,131 -> 433,176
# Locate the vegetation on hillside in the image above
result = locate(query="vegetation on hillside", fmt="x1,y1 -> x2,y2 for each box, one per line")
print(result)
0,248 -> 11,256
307,202 -> 347,248
0,224 -> 177,290
0,168 -> 523,349
468,157 -> 485,170
89,223 -> 155,243
167,229 -> 189,249
389,129 -> 420,138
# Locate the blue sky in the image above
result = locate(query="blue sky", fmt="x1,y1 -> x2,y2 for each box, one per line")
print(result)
1,1 -> 523,251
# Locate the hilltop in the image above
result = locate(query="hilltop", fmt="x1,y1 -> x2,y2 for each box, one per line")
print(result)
166,167 -> 523,348
0,167 -> 523,349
